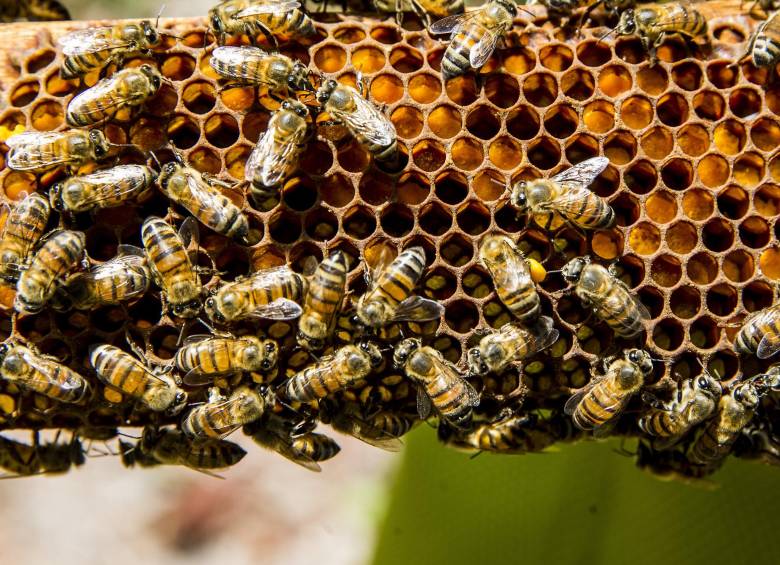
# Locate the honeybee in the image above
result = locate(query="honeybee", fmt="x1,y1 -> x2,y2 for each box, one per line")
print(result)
639,373 -> 722,446
182,385 -> 269,440
66,64 -> 162,127
209,46 -> 312,96
0,432 -> 85,477
688,381 -> 760,466
89,340 -> 188,415
0,192 -> 50,283
58,20 -> 163,79
315,78 -> 398,164
430,0 -> 518,79
741,11 -> 780,70
140,216 -> 203,318
735,303 -> 780,359
564,349 -> 653,433
50,165 -> 156,213
635,441 -> 719,486
614,4 -> 708,65
158,158 -> 251,245
209,0 -> 316,46
54,252 -> 151,310
177,333 -> 279,385
355,245 -> 443,330
510,157 -> 614,231
0,342 -> 90,404
479,234 -> 541,323
297,251 -> 348,351
282,342 -> 384,402
394,338 -> 480,429
438,411 -> 557,455
205,266 -> 307,324
15,229 -> 86,314
245,99 -> 310,202
372,0 -> 464,27
0,433 -> 41,476
561,256 -> 650,338
246,412 -> 338,472
139,427 -> 246,474
538,0 -> 633,25
0,0 -> 70,22
322,400 -> 414,451
467,317 -> 559,377
6,129 -> 112,172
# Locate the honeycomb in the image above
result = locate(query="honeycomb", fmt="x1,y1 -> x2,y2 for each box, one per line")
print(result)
0,2 -> 779,478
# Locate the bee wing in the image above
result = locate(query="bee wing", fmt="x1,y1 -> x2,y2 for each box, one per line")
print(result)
198,399 -> 246,439
429,11 -> 479,35
70,79 -> 133,119
526,316 -> 560,355
90,254 -> 147,283
235,0 -> 301,17
335,415 -> 403,452
257,428 -> 322,471
5,132 -> 71,170
469,28 -> 501,68
364,243 -> 395,291
546,182 -> 610,220
490,238 -> 533,295
58,27 -> 128,56
250,298 -> 303,320
416,386 -> 433,420
563,376 -> 602,417
184,369 -> 237,387
71,167 -> 149,207
758,333 -> 780,360
182,334 -> 216,346
551,156 -> 609,186
210,47 -> 277,87
607,278 -> 652,325
178,216 -> 199,249
339,95 -> 396,149
247,124 -> 306,188
434,356 -> 481,408
390,295 -> 445,323
117,244 -> 146,258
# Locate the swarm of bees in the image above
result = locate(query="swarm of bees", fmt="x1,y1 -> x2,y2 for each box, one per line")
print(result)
0,0 -> 779,483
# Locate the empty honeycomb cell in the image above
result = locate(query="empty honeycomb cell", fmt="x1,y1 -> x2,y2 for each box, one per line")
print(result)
629,222 -> 661,256
189,147 -> 222,175
10,80 -> 39,107
651,254 -> 682,287
440,232 -> 473,267
671,286 -> 701,319
565,133 -> 599,164
182,81 -> 217,114
204,113 -> 240,148
422,267 -> 457,301
591,229 -> 623,260
698,154 -> 730,188
445,76 -> 478,106
525,136 -> 563,170
544,105 -> 579,139
614,37 -> 644,64
656,94 -> 689,128
451,137 -> 484,171
723,249 -> 755,283
242,111 -> 270,143
456,201 -> 491,236
637,65 -> 668,95
406,73 -> 440,104
337,141 -> 370,173
584,100 -> 615,133
506,105 -> 541,140
576,41 -> 611,67
419,201 -> 452,236
427,104 -> 461,138
161,53 -> 195,81
379,203 -> 414,238
717,185 -> 749,220
652,318 -> 685,352
750,117 -> 780,152
744,281 -> 775,316
729,88 -> 762,118
469,170 -> 504,203
706,60 -> 738,89
539,44 -> 573,72
268,209 -> 302,244
341,205 -> 375,240
705,283 -> 738,317
767,86 -> 780,116
598,65 -> 632,98
560,68 -> 595,101
313,45 -> 347,72
693,91 -> 725,121
461,265 -> 492,299
672,351 -> 704,379
167,114 -> 201,149
30,99 -> 62,131
523,73 -> 558,107
396,171 -> 430,205
646,191 -> 677,224
702,218 -> 735,252
150,326 -> 180,360
733,153 -> 765,188
466,105 -> 501,140
603,131 -> 636,165
708,350 -> 740,381
556,295 -> 588,325
351,46 -> 386,74
739,216 -> 771,249
677,123 -> 710,157
24,48 -> 55,74
282,176 -> 317,211
358,171 -> 394,206
610,193 -> 641,227
370,74 -> 404,104
661,158 -> 694,191
434,170 -> 469,205
320,174 -> 354,208
671,61 -> 704,91
3,172 -> 36,200
391,106 -> 424,139
690,316 -> 721,350
426,48 -> 444,72
682,188 -> 714,220
640,127 -> 673,160
484,74 -> 520,108
666,221 -> 698,255
412,139 -> 446,172
713,119 -> 747,155
623,160 -> 657,195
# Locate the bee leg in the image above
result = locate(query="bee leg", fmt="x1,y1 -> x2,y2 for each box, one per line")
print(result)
255,23 -> 279,51
575,2 -> 601,38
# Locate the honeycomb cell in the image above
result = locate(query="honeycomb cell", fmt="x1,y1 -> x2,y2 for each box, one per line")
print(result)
729,88 -> 762,118
484,74 -> 520,108
561,68 -> 595,101
10,80 -> 39,107
637,66 -> 668,95
717,185 -> 749,220
408,73 -> 441,104
744,280 -> 775,312
526,137 -> 560,170
470,169 -> 504,202
646,191 -> 677,224
182,81 -> 217,114
466,105 -> 501,140
539,44 -> 573,71
370,25 -> 400,44
702,218 -> 735,252
706,284 -> 738,317
370,74 -> 404,104
25,49 -> 55,73
320,174 -> 354,208
599,65 -> 632,98
576,41 -> 611,67
189,147 -> 221,175
544,105 -> 579,139
269,209 -> 302,244
434,170 -> 469,205
707,61 -> 738,89
591,230 -> 623,260
461,265 -> 491,299
380,204 -> 414,238
161,54 -> 196,81
351,47 -> 385,73
451,138 -> 484,171
427,104 -> 461,138
657,93 -> 689,127
760,248 -> 780,280
714,120 -> 747,155
739,216 -> 771,249
456,201 -> 491,236
359,171 -> 394,206
523,73 -> 558,107
390,45 -> 423,72
506,105 -> 541,140
733,153 -> 765,188
682,188 -> 714,220
652,318 -> 685,352
397,171 -> 430,205
693,91 -> 725,121
313,45 -> 347,72
624,160 -> 658,195
629,222 -> 661,256
690,316 -> 721,350
440,232 -> 473,267
698,154 -> 730,188
615,38 -> 644,64
45,71 -> 78,97
750,118 -> 780,152
422,267 -> 457,301
565,133 -> 599,164
671,61 -> 703,91
707,351 -> 740,381
611,193 -> 641,227
242,111 -> 270,142
337,141 -> 370,173
666,221 -> 698,255
282,176 -> 317,212
204,113 -> 239,148
603,131 -> 636,165
419,201 -> 452,236
342,205 -> 376,240
670,286 -> 701,319
167,114 -> 200,149
391,106 -> 424,139
723,249 -> 755,283
651,254 -> 682,287
444,299 -> 480,334
584,100 -> 615,133
30,100 -> 63,131
677,123 -> 710,157
755,183 -> 780,217
661,158 -> 694,191
503,47 -> 536,75
446,76 -> 478,106
412,139 -> 446,172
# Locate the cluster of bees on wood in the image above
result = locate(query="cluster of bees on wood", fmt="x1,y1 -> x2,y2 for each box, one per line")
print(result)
0,0 -> 779,482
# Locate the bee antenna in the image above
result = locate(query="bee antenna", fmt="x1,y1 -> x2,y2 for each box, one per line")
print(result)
156,4 -> 166,29
597,27 -> 616,45
147,151 -> 161,168
517,7 -> 535,19
117,431 -> 140,439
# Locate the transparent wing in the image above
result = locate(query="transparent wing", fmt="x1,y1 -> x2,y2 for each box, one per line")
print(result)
250,297 -> 303,320
390,295 -> 445,322
182,334 -> 216,346
117,244 -> 146,258
4,194 -> 46,253
337,94 -> 396,149
547,183 -> 610,220
604,278 -> 652,324
6,132 -> 71,169
255,429 -> 321,472
470,29 -> 500,68
551,156 -> 609,185
490,238 -> 533,296
200,400 -> 246,439
526,316 -> 560,355
72,167 -> 149,207
184,369 -> 235,386
178,216 -> 199,248
235,0 -> 301,17
5,131 -> 64,149
58,27 -> 127,56
758,332 -> 780,360
88,254 -> 147,287
416,386 -> 433,420
210,46 -> 277,86
0,203 -> 9,236
70,79 -> 133,120
364,243 -> 394,292
246,122 -> 306,187
334,414 -> 403,452
563,376 -> 601,416
429,11 -> 479,35
433,356 -> 480,408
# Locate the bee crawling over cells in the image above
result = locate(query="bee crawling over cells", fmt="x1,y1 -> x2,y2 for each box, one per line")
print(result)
537,0 -> 634,27
467,317 -> 559,377
0,192 -> 51,284
321,399 -> 416,452
737,10 -> 780,72
564,349 -> 654,434
5,129 -> 112,173
297,250 -> 348,351
371,0 -> 464,28
438,410 -> 558,455
510,156 -> 614,232
430,0 -> 519,80
0,432 -> 86,478
209,0 -> 316,47
394,338 -> 480,429
561,256 -> 650,338
209,46 -> 313,97
49,164 -> 157,214
355,245 -> 443,331
734,302 -> 780,360
182,385 -> 271,441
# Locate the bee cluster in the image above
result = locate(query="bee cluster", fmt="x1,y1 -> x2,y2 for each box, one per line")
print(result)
0,0 -> 780,481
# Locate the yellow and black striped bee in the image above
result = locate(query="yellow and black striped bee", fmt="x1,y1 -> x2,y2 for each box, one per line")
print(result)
50,165 -> 156,213
688,381 -> 761,466
66,65 -> 162,127
297,251 -> 348,351
205,266 -> 307,324
356,245 -> 443,331
0,432 -> 85,478
89,340 -> 188,415
372,0 -> 464,27
639,373 -> 722,447
5,129 -> 112,173
209,46 -> 312,96
177,333 -> 279,386
15,229 -> 85,314
0,192 -> 50,283
54,252 -> 151,310
0,0 -> 70,22
316,78 -> 399,164
246,412 -> 339,472
614,4 -> 708,65
467,317 -> 559,377
438,411 -> 558,455
538,0 -> 634,25
394,338 -> 480,429
322,400 -> 414,452
511,157 -> 614,232
430,0 -> 517,79
479,234 -> 541,323
562,256 -> 650,338
0,342 -> 90,404
290,432 -> 341,464
140,216 -> 203,319
158,157 -> 251,245
740,11 -> 780,69
245,99 -> 310,203
565,349 -> 653,434
635,441 -> 719,487
735,303 -> 780,359
209,0 -> 316,46
282,342 -> 384,402
182,385 -> 269,441
137,427 -> 246,475
58,20 -> 163,79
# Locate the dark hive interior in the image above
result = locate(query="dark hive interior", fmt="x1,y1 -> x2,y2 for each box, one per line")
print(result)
0,2 -> 779,476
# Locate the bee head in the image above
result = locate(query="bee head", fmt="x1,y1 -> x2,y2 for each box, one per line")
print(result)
561,256 -> 589,283
261,339 -> 279,370
496,0 -> 518,17
316,79 -> 338,104
166,389 -> 189,416
695,374 -> 721,399
14,294 -> 42,315
616,10 -> 636,35
89,130 -> 110,159
0,342 -> 10,361
393,338 -> 420,368
209,10 -> 224,35
172,298 -> 201,318
511,182 -> 529,210
733,383 -> 759,409
626,349 -> 653,375
204,296 -> 225,323
466,347 -> 488,376
360,341 -> 384,368
141,20 -> 160,46
49,183 -> 65,212
290,62 -> 313,92
140,64 -> 162,91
